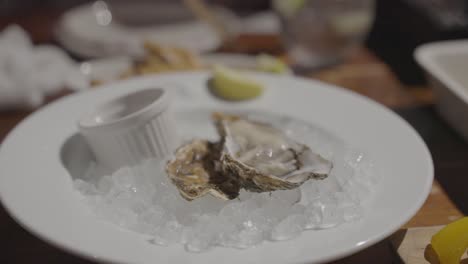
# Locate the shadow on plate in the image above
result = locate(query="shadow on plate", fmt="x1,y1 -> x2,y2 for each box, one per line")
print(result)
60,133 -> 95,180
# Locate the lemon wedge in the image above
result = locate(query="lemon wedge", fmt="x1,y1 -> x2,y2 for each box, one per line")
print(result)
431,217 -> 468,264
256,54 -> 291,74
210,65 -> 264,101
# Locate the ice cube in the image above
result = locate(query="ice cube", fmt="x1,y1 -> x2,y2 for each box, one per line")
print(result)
156,189 -> 186,210
219,202 -> 249,222
237,189 -> 255,201
333,191 -> 356,207
184,215 -> 219,252
220,219 -> 264,249
151,220 -> 183,246
74,179 -> 98,195
106,207 -> 139,229
345,180 -> 371,202
270,189 -> 301,205
300,182 -> 320,203
255,198 -> 289,225
140,206 -> 167,224
304,203 -> 322,229
97,175 -> 113,194
270,214 -> 306,241
246,209 -> 272,233
317,195 -> 343,229
185,235 -> 214,253
290,203 -> 306,214
191,195 -> 227,214
342,204 -> 364,222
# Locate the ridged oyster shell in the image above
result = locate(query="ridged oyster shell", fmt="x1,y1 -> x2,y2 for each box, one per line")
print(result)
165,112 -> 332,201
165,139 -> 240,201
214,113 -> 332,193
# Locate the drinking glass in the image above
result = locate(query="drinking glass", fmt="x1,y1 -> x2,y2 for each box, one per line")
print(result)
274,0 -> 375,69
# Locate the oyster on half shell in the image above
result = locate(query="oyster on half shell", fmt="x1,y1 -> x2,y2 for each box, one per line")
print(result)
165,139 -> 241,201
165,112 -> 333,201
213,113 -> 333,193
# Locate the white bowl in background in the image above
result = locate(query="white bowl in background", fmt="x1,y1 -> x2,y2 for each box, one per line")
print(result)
415,40 -> 468,142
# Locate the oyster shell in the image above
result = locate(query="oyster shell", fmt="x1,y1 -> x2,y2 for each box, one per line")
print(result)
165,112 -> 333,201
213,113 -> 332,193
165,139 -> 240,201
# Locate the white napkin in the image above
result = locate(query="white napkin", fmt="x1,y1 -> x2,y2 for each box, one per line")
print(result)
0,25 -> 88,110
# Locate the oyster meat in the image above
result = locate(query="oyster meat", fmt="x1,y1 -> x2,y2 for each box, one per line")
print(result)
214,113 -> 332,193
165,139 -> 240,201
165,113 -> 333,201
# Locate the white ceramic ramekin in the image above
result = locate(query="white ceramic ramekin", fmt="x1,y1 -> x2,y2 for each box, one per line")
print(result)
78,88 -> 178,171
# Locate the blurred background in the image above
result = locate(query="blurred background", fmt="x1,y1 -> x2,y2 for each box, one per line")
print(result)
1,0 -> 468,84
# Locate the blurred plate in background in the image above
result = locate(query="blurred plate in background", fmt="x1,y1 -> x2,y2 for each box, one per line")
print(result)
55,2 -> 226,58
81,53 -> 258,84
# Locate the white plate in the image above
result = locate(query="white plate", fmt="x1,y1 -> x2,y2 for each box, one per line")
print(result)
80,53 -> 258,83
55,3 -> 221,58
0,72 -> 433,264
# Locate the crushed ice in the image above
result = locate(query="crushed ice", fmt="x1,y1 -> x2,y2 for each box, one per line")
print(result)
73,112 -> 380,252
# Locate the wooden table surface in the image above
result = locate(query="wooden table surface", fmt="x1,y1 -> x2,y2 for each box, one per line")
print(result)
0,9 -> 466,264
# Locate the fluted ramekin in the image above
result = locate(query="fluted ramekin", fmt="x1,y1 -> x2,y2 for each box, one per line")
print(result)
78,88 -> 178,172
